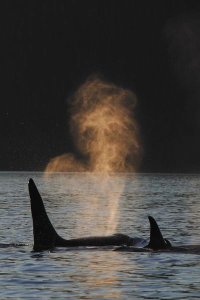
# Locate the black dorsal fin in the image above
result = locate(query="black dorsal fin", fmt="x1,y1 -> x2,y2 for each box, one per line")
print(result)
28,178 -> 63,251
146,216 -> 171,250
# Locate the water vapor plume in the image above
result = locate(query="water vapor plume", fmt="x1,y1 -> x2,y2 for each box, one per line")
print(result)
164,12 -> 200,169
44,76 -> 141,235
165,13 -> 200,93
45,76 -> 141,173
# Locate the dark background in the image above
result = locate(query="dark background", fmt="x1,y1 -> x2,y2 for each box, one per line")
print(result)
2,0 -> 200,172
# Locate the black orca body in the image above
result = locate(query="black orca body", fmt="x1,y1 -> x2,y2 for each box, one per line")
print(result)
115,216 -> 172,252
28,178 -> 135,251
29,178 -> 200,255
116,218 -> 200,255
116,243 -> 200,255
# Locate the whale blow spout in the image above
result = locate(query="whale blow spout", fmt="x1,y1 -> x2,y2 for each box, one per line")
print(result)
28,178 -> 133,251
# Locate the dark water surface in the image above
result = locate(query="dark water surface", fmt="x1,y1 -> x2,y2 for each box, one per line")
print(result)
0,172 -> 200,299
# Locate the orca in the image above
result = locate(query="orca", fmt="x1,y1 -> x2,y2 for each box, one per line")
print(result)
116,217 -> 200,255
29,178 -> 200,255
115,216 -> 171,252
145,216 -> 172,249
28,178 -> 136,251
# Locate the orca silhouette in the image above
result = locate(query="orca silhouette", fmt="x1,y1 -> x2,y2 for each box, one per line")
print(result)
115,216 -> 172,252
116,217 -> 200,255
29,178 -> 200,255
29,178 -> 136,251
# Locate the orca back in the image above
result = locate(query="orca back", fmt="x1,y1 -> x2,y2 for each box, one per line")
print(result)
28,178 -> 132,250
29,178 -> 63,250
146,216 -> 171,250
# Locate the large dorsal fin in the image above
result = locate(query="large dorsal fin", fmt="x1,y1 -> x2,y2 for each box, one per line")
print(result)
146,216 -> 171,250
28,179 -> 133,250
28,178 -> 62,251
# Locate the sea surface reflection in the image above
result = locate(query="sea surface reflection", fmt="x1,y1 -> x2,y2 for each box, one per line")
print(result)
0,172 -> 200,299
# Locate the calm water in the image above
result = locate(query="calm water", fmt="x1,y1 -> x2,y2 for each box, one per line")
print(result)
0,172 -> 200,299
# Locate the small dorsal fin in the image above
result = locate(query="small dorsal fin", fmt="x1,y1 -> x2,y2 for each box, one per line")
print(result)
146,216 -> 171,250
28,178 -> 62,251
